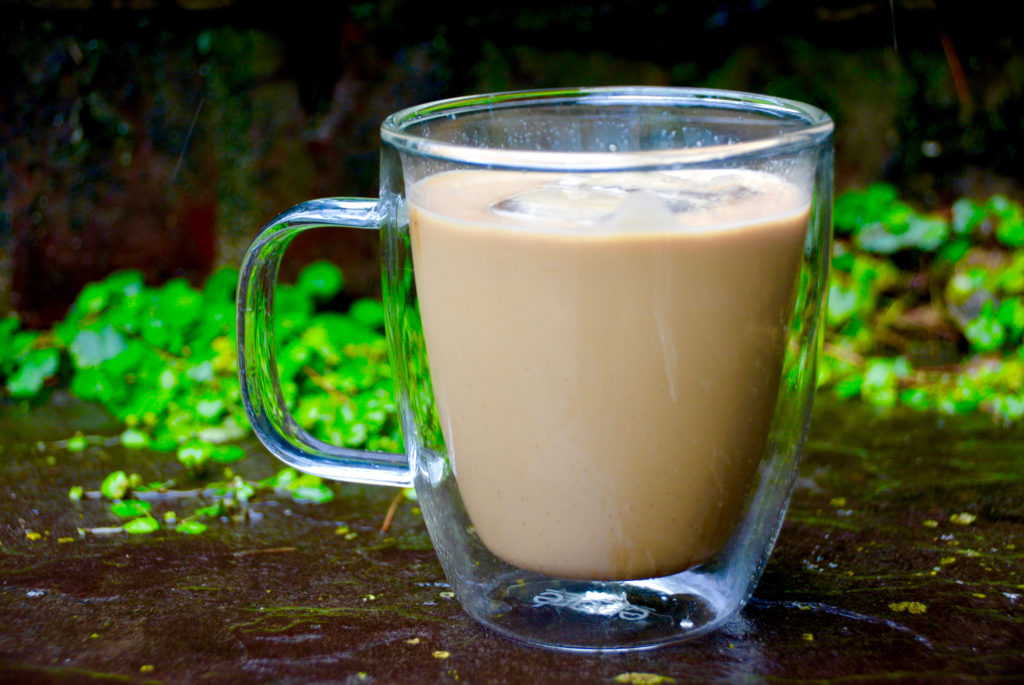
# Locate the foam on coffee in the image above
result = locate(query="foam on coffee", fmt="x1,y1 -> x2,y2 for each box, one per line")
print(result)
408,168 -> 809,580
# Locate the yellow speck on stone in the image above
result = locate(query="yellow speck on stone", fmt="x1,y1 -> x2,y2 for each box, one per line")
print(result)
940,557 -> 956,565
728,643 -> 735,649
404,637 -> 421,645
432,650 -> 450,659
923,519 -> 939,528
335,525 -> 350,535
972,593 -> 986,598
829,497 -> 847,507
802,633 -> 814,641
613,673 -> 675,684
57,537 -> 75,544
1007,543 -> 1016,550
889,601 -> 927,614
845,570 -> 854,576
439,591 -> 455,599
90,633 -> 99,639
25,531 -> 42,541
950,512 -> 976,525
139,665 -> 154,673
344,532 -> 358,540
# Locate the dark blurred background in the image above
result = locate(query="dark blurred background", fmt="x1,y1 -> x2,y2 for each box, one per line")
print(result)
2,0 -> 1022,327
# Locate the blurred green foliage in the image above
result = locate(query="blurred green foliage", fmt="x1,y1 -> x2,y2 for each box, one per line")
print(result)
0,261 -> 398,534
822,184 -> 1024,423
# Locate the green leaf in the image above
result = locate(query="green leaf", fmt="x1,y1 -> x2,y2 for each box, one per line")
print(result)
964,302 -> 1006,352
119,428 -> 151,449
177,520 -> 208,535
209,444 -> 246,464
297,261 -> 344,301
860,357 -> 911,408
70,326 -> 127,369
292,483 -> 334,504
831,251 -> 856,273
987,195 -> 1024,246
196,398 -> 225,420
833,183 -> 898,234
66,433 -> 89,452
194,504 -> 222,518
7,347 -> 60,398
203,267 -> 239,304
273,285 -> 315,339
124,517 -> 159,534
903,213 -> 949,251
262,467 -> 298,490
996,297 -> 1024,341
854,221 -> 904,254
995,212 -> 1024,247
68,485 -> 84,501
349,298 -> 386,330
177,442 -> 211,472
826,283 -> 859,327
305,313 -> 380,352
937,238 -> 970,265
110,499 -> 152,518
102,269 -> 145,298
71,281 -> 112,315
951,197 -> 985,236
101,471 -> 130,500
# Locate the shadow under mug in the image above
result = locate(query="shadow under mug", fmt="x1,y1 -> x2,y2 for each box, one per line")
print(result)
237,86 -> 833,652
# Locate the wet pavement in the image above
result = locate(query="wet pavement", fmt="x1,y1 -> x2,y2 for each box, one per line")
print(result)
0,394 -> 1021,683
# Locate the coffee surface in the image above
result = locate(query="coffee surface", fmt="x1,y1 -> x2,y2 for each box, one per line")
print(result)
409,168 -> 809,580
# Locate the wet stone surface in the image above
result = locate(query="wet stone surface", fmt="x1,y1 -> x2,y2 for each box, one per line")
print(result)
0,395 -> 1021,683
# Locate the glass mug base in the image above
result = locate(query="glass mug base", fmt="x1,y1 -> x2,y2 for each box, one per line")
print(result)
237,87 -> 833,651
471,573 -> 725,652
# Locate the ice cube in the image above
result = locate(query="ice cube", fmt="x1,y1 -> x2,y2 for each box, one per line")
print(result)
599,190 -> 676,232
489,182 -> 626,224
487,171 -> 765,227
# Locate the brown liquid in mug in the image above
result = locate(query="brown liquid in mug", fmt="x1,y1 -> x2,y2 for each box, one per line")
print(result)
408,169 -> 809,580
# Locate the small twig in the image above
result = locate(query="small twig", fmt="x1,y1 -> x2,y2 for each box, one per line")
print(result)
171,96 -> 204,184
822,342 -> 865,367
84,487 -> 209,501
232,546 -> 297,557
938,30 -> 972,118
303,365 -> 354,407
380,489 -> 406,534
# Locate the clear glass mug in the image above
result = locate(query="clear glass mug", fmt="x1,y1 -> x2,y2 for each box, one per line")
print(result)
237,87 -> 833,652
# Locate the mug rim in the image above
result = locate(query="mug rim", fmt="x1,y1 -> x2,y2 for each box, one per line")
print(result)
380,86 -> 833,171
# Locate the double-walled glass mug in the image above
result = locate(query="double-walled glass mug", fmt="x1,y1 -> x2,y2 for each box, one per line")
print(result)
237,87 -> 833,652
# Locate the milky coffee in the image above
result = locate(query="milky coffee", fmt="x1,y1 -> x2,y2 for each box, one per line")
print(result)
408,169 -> 809,580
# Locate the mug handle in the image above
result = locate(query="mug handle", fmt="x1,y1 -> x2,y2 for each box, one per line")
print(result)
236,198 -> 412,487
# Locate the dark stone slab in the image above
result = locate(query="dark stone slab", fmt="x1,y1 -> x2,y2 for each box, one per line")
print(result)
1,395 -> 1021,682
